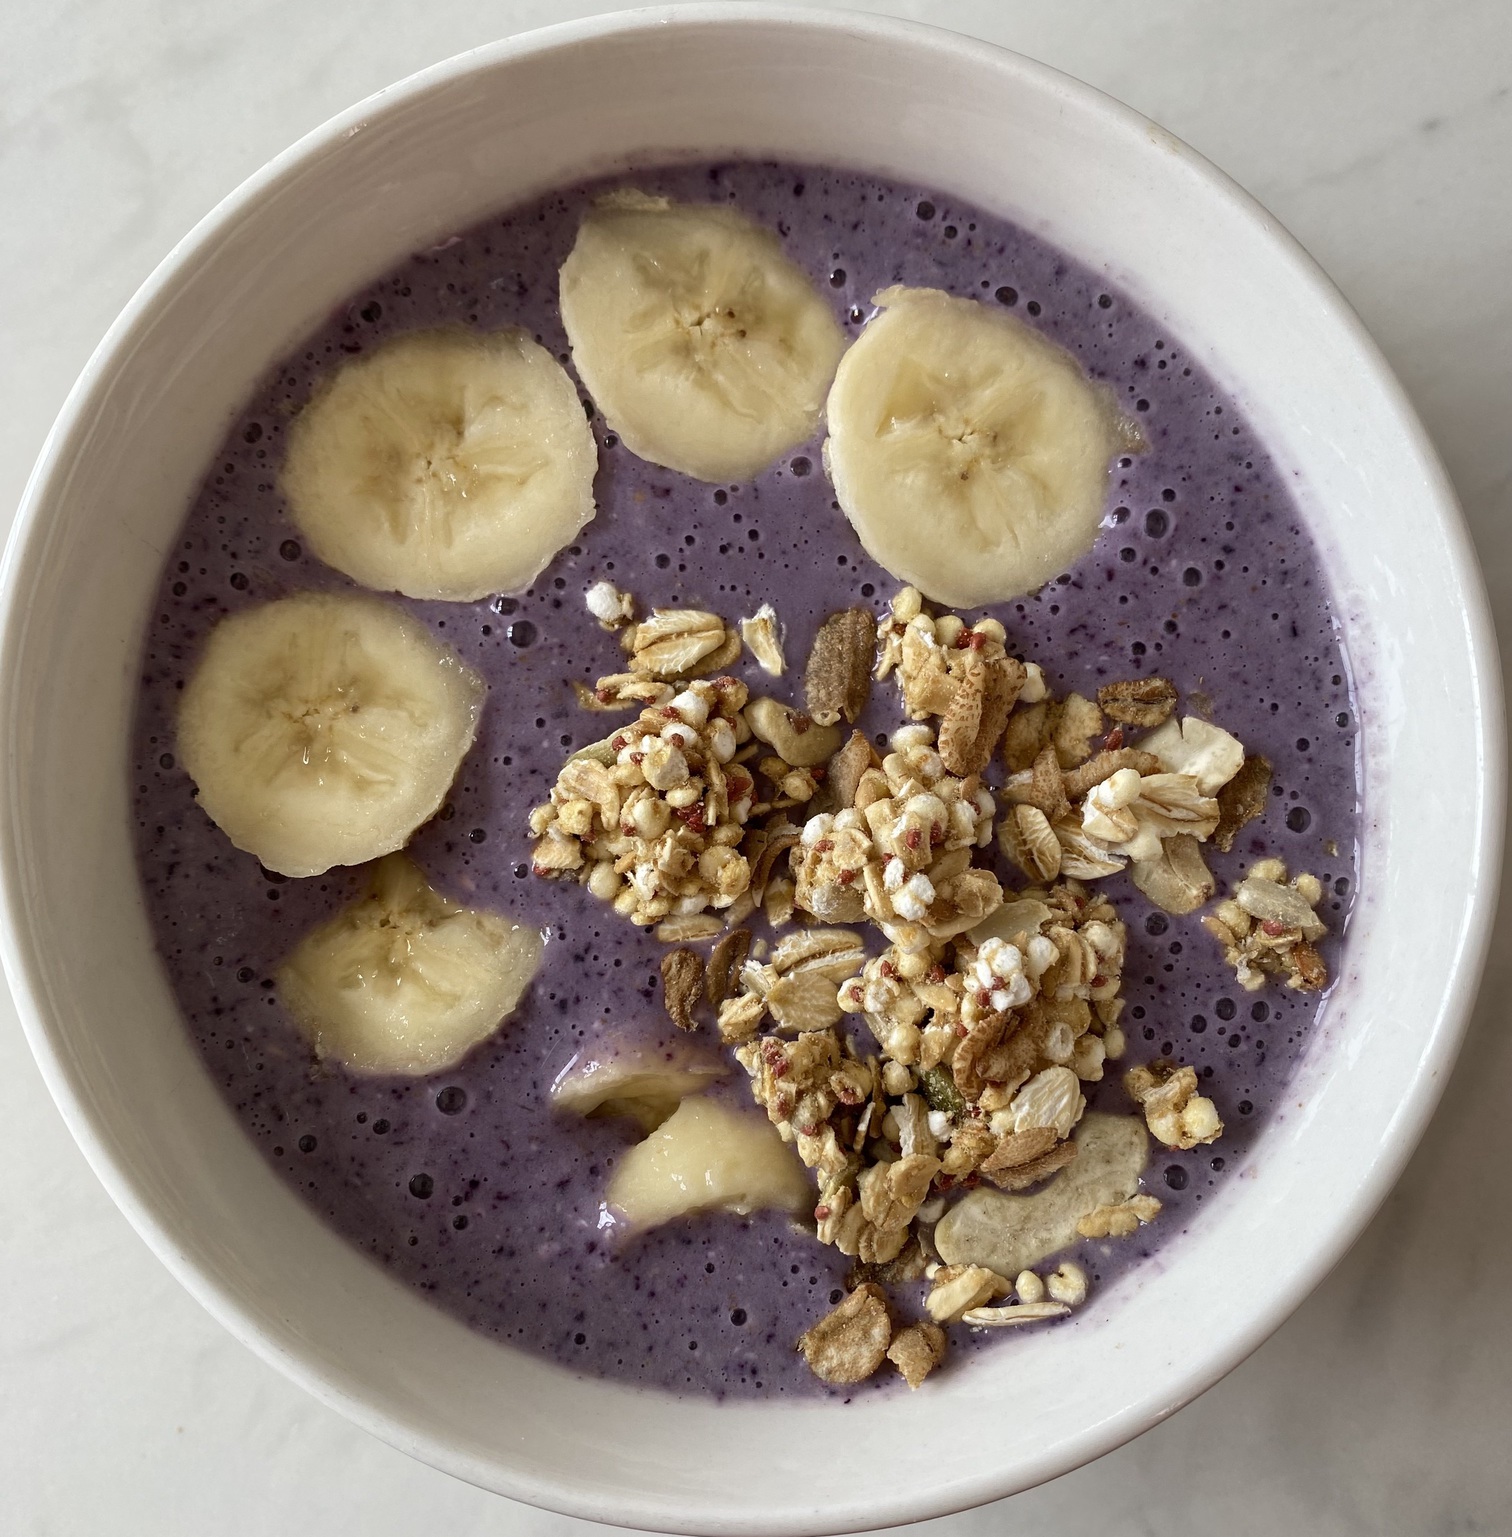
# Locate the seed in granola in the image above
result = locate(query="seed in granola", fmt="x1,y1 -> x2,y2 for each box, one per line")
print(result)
1097,676 -> 1178,728
917,1064 -> 967,1118
959,1301 -> 1070,1327
805,608 -> 876,726
797,1282 -> 893,1385
705,928 -> 752,1008
1211,753 -> 1273,852
659,948 -> 705,1032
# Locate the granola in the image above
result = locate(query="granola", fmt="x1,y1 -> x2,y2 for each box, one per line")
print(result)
1201,858 -> 1329,992
1124,1059 -> 1224,1149
530,580 -> 1338,1390
798,1282 -> 893,1385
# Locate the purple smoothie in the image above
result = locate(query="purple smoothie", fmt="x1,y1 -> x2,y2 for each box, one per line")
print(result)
130,161 -> 1359,1398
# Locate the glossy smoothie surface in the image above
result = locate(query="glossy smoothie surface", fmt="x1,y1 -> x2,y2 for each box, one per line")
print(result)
131,161 -> 1360,1398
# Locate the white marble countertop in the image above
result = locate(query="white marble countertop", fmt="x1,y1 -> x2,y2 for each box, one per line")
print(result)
4,2 -> 1509,1532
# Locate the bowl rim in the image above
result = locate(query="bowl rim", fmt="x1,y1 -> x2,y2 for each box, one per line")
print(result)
1,4 -> 1504,1530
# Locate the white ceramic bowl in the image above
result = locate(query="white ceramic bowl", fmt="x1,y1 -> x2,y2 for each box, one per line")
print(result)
1,7 -> 1502,1532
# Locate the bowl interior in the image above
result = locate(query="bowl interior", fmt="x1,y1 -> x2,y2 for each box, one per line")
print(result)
1,8 -> 1499,1534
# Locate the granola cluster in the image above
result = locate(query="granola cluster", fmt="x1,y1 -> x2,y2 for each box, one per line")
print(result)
528,674 -> 758,931
572,603 -> 743,711
791,736 -> 1000,941
531,579 -> 1336,1391
1201,858 -> 1329,992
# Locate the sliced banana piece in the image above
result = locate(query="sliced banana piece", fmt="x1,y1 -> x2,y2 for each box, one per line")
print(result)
551,1040 -> 725,1133
277,855 -> 543,1074
177,591 -> 483,877
605,1097 -> 812,1234
280,329 -> 597,601
824,285 -> 1124,606
559,191 -> 846,481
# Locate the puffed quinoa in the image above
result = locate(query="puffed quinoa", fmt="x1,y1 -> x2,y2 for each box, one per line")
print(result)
1045,1261 -> 1088,1306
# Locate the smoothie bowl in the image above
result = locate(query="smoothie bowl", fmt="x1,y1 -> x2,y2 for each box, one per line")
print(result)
0,7 -> 1500,1532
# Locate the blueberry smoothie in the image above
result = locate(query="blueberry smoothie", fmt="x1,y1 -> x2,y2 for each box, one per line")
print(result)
131,161 -> 1359,1397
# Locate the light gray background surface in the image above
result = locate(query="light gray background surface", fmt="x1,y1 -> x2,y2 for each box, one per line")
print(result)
4,3 -> 1509,1533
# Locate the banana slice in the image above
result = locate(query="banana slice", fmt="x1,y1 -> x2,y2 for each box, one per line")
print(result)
551,1041 -> 725,1132
280,329 -> 597,601
824,286 -> 1124,606
559,191 -> 846,481
177,592 -> 484,877
605,1096 -> 813,1234
277,855 -> 543,1074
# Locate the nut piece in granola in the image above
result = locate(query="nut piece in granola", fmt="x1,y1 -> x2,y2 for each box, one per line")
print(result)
934,1112 -> 1149,1277
605,1097 -> 811,1231
798,1282 -> 894,1385
659,947 -> 705,1032
744,696 -> 844,767
1123,1059 -> 1223,1149
740,602 -> 786,675
550,1040 -> 724,1133
887,1320 -> 947,1389
805,608 -> 876,726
